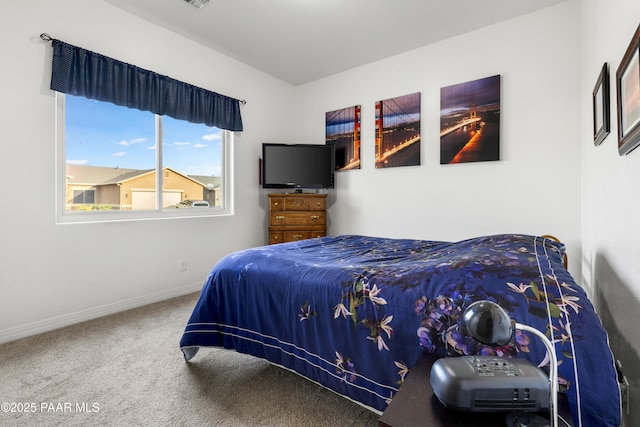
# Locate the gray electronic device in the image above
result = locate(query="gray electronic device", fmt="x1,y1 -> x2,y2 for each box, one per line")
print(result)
430,356 -> 550,413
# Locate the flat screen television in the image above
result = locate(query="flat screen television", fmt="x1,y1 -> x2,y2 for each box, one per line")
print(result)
261,143 -> 335,191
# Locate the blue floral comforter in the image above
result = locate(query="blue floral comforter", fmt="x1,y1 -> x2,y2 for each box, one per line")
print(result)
180,234 -> 620,427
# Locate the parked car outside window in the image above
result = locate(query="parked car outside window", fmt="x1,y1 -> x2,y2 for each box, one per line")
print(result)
174,200 -> 210,208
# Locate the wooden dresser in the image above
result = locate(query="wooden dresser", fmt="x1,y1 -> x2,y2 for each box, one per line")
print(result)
268,193 -> 327,244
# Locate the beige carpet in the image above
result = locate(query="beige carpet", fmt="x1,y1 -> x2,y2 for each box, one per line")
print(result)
0,292 -> 380,426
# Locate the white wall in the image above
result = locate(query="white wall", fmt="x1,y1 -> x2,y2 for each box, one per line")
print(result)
580,1 -> 640,425
580,0 -> 640,305
294,3 -> 583,275
0,0 -> 294,342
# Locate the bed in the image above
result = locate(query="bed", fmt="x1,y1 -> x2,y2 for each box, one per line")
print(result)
179,234 -> 621,427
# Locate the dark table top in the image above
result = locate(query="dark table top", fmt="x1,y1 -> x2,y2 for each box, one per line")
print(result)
379,353 -> 573,427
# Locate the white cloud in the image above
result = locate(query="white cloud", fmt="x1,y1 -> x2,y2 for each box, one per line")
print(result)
118,137 -> 148,147
113,152 -> 127,157
194,143 -> 207,148
174,142 -> 191,146
202,133 -> 220,141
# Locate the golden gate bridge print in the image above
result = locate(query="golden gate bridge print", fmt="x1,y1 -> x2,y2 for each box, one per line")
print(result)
375,92 -> 421,169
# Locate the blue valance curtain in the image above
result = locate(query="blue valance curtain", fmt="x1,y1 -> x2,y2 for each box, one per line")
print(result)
49,39 -> 243,132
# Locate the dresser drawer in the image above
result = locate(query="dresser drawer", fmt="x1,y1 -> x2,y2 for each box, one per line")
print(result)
270,211 -> 326,226
270,230 -> 327,244
283,197 -> 326,211
309,197 -> 326,211
270,196 -> 284,211
285,231 -> 311,242
269,231 -> 284,244
283,197 -> 311,211
306,230 -> 327,239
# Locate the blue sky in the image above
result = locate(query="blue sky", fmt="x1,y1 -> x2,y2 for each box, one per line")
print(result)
65,95 -> 223,176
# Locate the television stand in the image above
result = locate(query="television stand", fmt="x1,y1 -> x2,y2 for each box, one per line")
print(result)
267,193 -> 327,244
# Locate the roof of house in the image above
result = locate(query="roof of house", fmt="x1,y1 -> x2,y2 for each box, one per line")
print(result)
66,165 -> 139,185
189,175 -> 222,189
66,164 -> 217,187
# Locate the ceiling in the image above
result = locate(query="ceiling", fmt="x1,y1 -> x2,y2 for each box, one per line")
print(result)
104,0 -> 567,86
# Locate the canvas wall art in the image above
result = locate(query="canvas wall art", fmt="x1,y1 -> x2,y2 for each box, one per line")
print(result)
375,92 -> 421,168
616,23 -> 640,156
326,105 -> 361,170
440,75 -> 501,164
593,63 -> 610,146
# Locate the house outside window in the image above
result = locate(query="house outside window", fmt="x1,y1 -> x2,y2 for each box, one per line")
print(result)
56,93 -> 233,223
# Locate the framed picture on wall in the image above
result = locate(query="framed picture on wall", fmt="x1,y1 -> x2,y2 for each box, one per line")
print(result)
440,75 -> 501,164
592,63 -> 610,146
326,105 -> 361,170
616,23 -> 640,155
375,92 -> 421,168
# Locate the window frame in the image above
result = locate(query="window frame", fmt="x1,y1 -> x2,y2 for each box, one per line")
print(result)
55,92 -> 234,224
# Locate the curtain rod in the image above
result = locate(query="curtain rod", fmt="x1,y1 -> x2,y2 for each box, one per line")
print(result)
39,33 -> 247,105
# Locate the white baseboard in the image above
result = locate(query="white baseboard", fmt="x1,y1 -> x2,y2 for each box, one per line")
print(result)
0,282 -> 203,345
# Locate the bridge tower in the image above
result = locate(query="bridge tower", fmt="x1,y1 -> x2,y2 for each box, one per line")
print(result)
353,105 -> 361,163
470,103 -> 477,131
375,100 -> 383,163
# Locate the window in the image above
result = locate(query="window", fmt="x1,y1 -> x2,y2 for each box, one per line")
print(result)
56,93 -> 233,223
72,189 -> 95,204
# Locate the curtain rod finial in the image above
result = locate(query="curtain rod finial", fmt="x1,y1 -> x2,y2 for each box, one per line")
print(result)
40,33 -> 53,43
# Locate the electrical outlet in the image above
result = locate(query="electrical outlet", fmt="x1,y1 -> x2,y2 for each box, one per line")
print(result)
179,259 -> 187,272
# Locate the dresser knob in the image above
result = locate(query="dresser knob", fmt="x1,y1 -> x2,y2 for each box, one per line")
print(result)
274,202 -> 279,206
276,215 -> 285,220
310,215 -> 319,222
